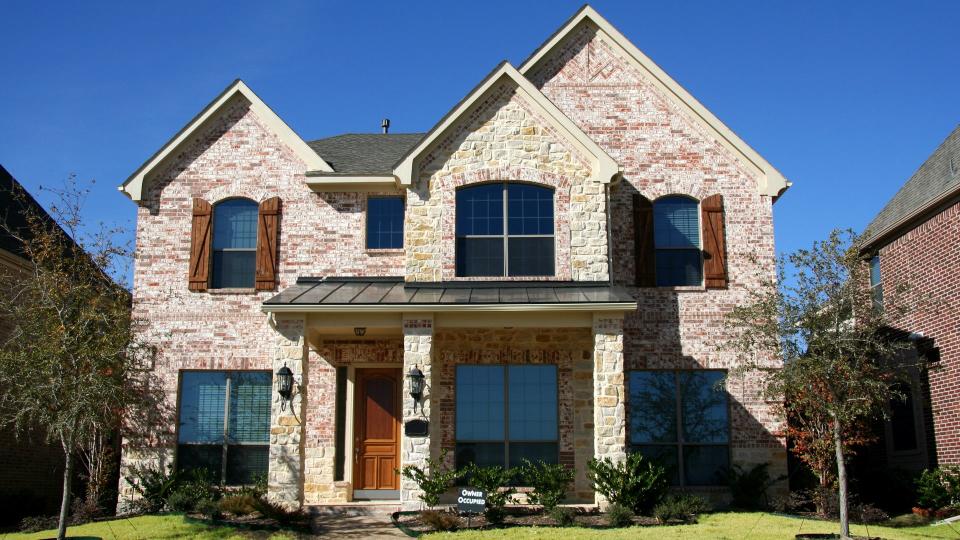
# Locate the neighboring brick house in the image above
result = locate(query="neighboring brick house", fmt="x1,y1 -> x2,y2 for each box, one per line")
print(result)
0,165 -> 73,524
860,125 -> 960,473
117,6 -> 792,509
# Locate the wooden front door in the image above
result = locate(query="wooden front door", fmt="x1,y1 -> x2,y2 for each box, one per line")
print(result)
354,368 -> 401,494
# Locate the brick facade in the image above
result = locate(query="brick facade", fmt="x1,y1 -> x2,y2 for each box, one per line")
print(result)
119,8 -> 787,510
875,200 -> 960,465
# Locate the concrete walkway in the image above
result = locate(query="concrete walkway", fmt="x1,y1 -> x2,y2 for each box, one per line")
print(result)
309,504 -> 407,538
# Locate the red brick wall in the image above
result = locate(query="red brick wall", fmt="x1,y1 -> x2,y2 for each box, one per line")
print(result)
877,200 -> 960,464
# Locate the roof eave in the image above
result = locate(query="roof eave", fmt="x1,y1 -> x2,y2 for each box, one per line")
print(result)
860,184 -> 960,253
262,301 -> 637,314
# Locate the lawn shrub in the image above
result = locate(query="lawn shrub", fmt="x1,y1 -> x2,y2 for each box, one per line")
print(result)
916,466 -> 960,510
399,449 -> 462,508
721,463 -> 779,510
233,473 -> 268,499
519,459 -> 574,512
605,502 -> 634,527
549,506 -> 577,527
653,493 -> 710,524
166,469 -> 220,512
251,497 -> 300,524
219,494 -> 259,515
195,498 -> 222,520
19,515 -> 60,533
464,464 -> 516,524
125,464 -> 181,513
420,509 -> 460,531
588,453 -> 668,515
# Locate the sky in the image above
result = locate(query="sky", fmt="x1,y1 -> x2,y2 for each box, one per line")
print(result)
1,1 -> 958,283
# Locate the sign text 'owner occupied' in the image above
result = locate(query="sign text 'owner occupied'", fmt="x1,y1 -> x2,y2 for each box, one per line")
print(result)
457,488 -> 486,513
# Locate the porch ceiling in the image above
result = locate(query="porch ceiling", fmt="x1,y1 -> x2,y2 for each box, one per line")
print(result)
262,277 -> 636,313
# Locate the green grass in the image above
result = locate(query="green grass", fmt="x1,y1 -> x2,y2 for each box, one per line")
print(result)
425,512 -> 960,540
1,513 -> 303,539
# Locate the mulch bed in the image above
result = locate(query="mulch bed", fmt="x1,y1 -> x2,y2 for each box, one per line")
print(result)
394,506 -> 660,536
185,511 -> 313,533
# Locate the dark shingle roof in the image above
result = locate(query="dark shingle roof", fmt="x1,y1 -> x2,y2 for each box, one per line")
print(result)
307,133 -> 425,175
863,125 -> 960,247
0,164 -> 63,259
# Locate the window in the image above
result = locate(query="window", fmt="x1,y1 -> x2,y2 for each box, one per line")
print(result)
177,371 -> 271,485
629,370 -> 729,486
366,196 -> 404,249
653,196 -> 702,287
211,199 -> 258,288
869,255 -> 883,310
455,183 -> 555,277
455,365 -> 558,470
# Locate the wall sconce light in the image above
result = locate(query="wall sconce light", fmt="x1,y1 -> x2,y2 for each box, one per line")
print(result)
276,364 -> 294,410
407,365 -> 425,413
354,327 -> 367,337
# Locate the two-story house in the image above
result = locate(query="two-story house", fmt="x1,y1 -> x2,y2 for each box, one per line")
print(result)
860,125 -> 960,474
117,6 -> 791,509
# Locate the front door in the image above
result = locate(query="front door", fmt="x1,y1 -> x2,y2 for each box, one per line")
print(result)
353,368 -> 401,498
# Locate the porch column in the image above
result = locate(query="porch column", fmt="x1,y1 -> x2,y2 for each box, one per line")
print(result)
400,314 -> 434,509
592,313 -> 626,508
268,315 -> 307,509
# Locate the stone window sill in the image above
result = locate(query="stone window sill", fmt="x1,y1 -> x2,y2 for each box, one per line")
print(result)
658,285 -> 706,292
365,248 -> 404,255
207,288 -> 258,295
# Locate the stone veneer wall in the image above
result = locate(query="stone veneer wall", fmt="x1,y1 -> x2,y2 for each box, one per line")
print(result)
432,327 -> 596,501
527,22 -> 788,486
404,80 -> 609,282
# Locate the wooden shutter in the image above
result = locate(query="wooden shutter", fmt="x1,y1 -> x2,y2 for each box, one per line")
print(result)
701,194 -> 728,289
633,193 -> 655,287
255,196 -> 282,291
188,198 -> 213,292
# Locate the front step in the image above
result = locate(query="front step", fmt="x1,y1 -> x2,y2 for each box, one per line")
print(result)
309,502 -> 403,517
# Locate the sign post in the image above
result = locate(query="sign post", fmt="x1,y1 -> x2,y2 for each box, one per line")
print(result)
457,487 -> 486,527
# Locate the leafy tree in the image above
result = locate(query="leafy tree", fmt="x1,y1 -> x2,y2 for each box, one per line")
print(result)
724,229 -> 923,538
0,177 -> 161,540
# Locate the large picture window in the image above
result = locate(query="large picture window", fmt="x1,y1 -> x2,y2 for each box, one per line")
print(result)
455,183 -> 555,277
177,371 -> 271,485
629,370 -> 729,486
211,198 -> 258,289
455,365 -> 558,470
653,196 -> 702,287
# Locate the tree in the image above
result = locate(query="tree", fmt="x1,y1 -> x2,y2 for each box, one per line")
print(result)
0,177 -> 159,540
724,229 -> 921,538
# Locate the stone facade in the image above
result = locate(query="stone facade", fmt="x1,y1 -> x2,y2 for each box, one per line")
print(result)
119,9 -> 787,511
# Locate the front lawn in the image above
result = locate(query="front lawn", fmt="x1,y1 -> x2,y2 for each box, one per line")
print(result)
425,512 -> 960,540
4,513 -> 302,539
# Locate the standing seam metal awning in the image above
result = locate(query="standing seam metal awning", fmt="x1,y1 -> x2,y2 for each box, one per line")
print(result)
262,277 -> 637,313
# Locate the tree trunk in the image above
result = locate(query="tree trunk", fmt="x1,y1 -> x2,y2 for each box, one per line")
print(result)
57,447 -> 74,540
833,419 -> 849,539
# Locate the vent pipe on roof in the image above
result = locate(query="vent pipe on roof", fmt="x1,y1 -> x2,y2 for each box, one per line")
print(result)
381,118 -> 390,134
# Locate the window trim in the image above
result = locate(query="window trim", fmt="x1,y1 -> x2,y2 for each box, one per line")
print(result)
210,197 -> 259,290
174,369 -> 272,485
653,195 -> 703,288
455,182 -> 556,277
365,195 -> 405,251
869,255 -> 883,310
454,364 -> 560,469
627,369 -> 731,487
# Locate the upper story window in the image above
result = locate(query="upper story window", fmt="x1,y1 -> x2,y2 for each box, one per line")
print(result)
211,198 -> 258,289
366,196 -> 404,250
654,196 -> 702,287
869,255 -> 883,310
455,182 -> 555,277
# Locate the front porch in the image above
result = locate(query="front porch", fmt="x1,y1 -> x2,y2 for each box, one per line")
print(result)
262,278 -> 636,509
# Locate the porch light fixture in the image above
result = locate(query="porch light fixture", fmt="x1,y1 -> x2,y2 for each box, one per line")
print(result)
354,327 -> 367,337
276,364 -> 294,410
408,365 -> 425,412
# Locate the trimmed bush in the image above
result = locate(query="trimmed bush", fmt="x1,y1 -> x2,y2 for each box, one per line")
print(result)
588,453 -> 668,515
399,449 -> 462,508
605,503 -> 634,527
653,493 -> 710,524
464,464 -> 516,524
519,460 -> 574,512
549,506 -> 577,527
125,464 -> 181,513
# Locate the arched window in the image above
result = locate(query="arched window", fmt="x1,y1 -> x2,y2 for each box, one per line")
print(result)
455,182 -> 554,277
653,196 -> 702,287
211,198 -> 258,288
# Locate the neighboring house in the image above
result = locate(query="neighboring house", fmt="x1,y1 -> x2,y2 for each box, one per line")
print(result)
117,6 -> 792,509
860,125 -> 960,473
0,164 -> 72,524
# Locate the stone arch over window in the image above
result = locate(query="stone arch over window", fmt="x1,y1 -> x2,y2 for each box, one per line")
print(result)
454,181 -> 556,278
211,197 -> 259,288
652,195 -> 702,287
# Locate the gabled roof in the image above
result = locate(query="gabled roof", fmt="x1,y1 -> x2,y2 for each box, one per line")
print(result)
520,5 -> 791,199
0,164 -> 65,260
862,125 -> 960,250
393,61 -> 621,186
308,133 -> 424,175
119,79 -> 331,202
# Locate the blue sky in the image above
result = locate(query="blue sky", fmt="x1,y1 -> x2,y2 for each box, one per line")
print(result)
1,1 -> 958,282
